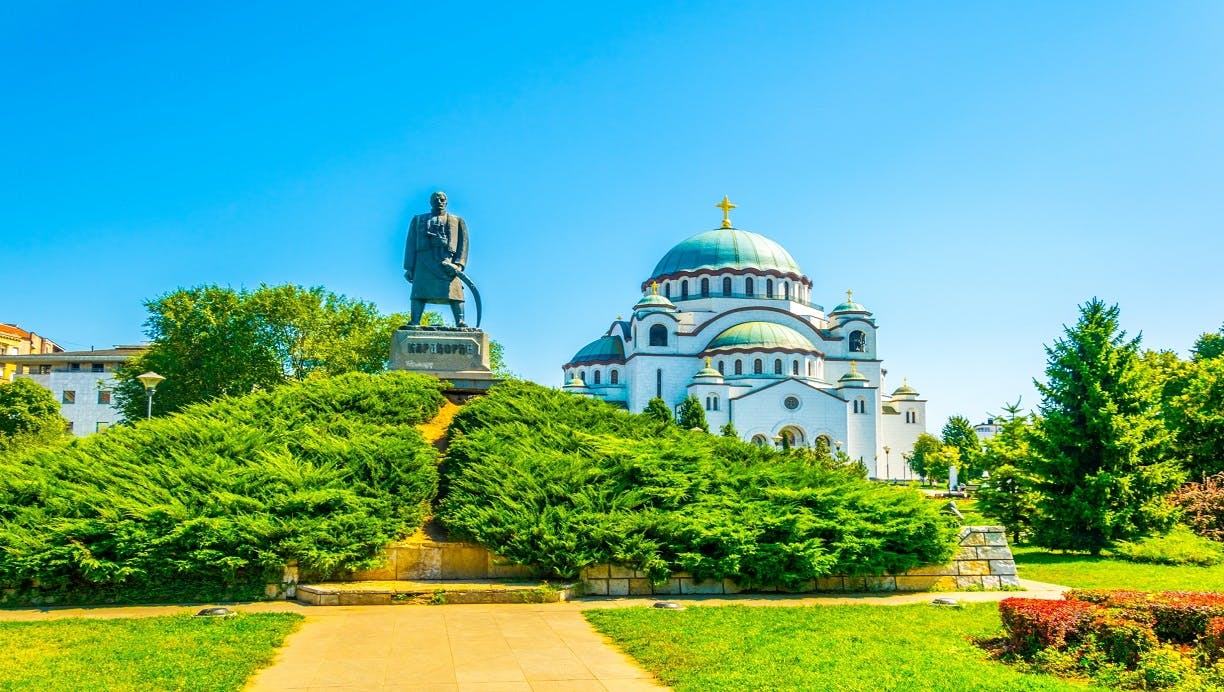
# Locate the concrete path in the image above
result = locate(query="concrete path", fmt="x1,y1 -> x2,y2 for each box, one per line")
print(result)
0,580 -> 1070,691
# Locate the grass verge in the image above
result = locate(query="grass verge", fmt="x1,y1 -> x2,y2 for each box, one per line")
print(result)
585,603 -> 1089,691
1013,545 -> 1224,590
0,613 -> 301,691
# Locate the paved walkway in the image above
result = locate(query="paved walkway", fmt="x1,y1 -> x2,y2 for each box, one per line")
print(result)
0,579 -> 1068,692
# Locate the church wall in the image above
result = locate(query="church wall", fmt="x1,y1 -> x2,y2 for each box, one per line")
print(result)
730,381 -> 848,450
843,387 -> 879,474
879,403 -> 927,480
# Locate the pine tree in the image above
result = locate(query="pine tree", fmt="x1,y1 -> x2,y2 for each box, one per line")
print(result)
676,395 -> 709,432
1030,299 -> 1184,554
942,415 -> 983,480
975,401 -> 1040,544
643,397 -> 673,425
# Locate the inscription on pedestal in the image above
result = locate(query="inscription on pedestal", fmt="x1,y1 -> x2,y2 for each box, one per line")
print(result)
390,329 -> 490,373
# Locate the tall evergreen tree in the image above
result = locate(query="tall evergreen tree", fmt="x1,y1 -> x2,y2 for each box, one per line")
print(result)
642,397 -> 673,425
1030,299 -> 1184,554
676,395 -> 709,432
975,400 -> 1040,543
941,414 -> 983,480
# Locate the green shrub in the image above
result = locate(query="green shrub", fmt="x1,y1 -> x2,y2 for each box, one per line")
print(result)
0,372 -> 445,605
439,381 -> 958,585
1113,525 -> 1224,566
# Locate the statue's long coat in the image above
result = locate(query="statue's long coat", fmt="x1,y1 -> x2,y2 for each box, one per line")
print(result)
404,213 -> 468,302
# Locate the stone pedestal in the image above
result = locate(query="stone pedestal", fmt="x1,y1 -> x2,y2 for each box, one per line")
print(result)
389,327 -> 496,393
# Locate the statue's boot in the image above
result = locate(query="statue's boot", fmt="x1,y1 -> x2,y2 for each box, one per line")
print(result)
409,299 -> 426,326
451,301 -> 467,328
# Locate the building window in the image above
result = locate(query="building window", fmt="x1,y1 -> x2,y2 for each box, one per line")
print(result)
656,369 -> 662,398
774,358 -> 782,375
681,280 -> 689,300
783,283 -> 790,300
705,395 -> 713,411
723,277 -> 732,295
649,324 -> 668,346
784,395 -> 800,410
594,370 -> 601,385
610,370 -> 619,385
734,360 -> 743,375
664,283 -> 671,298
717,360 -> 724,375
711,395 -> 719,411
766,279 -> 774,297
906,410 -> 919,424
854,398 -> 867,414
91,363 -> 104,372
96,422 -> 110,432
66,421 -> 74,434
751,434 -> 767,447
808,360 -> 815,376
579,370 -> 586,383
98,390 -> 111,405
62,390 -> 75,404
792,360 -> 799,376
850,330 -> 866,353
38,365 -> 51,375
700,278 -> 710,297
69,363 -> 81,372
753,358 -> 763,374
745,278 -> 754,296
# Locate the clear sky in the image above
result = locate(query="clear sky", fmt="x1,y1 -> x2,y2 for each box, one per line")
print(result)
3,2 -> 1223,430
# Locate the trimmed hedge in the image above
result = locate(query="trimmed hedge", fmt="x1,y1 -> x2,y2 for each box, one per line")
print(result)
439,381 -> 959,585
0,372 -> 445,605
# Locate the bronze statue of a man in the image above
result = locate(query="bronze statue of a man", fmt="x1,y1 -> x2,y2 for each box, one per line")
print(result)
404,191 -> 469,327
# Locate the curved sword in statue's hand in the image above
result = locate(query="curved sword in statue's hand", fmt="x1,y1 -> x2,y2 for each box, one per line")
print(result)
442,260 -> 482,328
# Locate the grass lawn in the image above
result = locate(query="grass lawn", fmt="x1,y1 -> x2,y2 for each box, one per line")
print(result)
0,613 -> 302,691
586,603 -> 1091,691
1013,545 -> 1224,591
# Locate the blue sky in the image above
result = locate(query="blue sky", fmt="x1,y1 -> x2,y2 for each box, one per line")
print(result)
3,2 -> 1223,429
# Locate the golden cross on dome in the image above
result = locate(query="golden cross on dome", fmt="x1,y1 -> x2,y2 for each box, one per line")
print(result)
651,282 -> 659,295
846,289 -> 854,302
705,357 -> 712,367
715,195 -> 737,229
849,361 -> 859,373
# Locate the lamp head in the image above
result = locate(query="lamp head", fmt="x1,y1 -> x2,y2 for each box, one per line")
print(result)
136,371 -> 165,390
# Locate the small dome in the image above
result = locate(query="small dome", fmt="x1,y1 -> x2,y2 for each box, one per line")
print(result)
705,322 -> 817,353
830,290 -> 870,314
563,375 -> 588,390
634,285 -> 676,312
648,229 -> 803,283
838,362 -> 869,383
892,378 -> 919,397
694,357 -> 723,381
566,335 -> 625,366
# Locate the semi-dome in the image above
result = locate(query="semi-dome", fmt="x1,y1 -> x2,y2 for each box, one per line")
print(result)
647,229 -> 804,283
566,335 -> 625,366
634,284 -> 676,312
892,378 -> 919,397
830,290 -> 869,314
704,321 -> 817,353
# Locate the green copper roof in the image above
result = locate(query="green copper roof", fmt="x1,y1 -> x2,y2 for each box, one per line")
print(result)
839,368 -> 869,382
831,300 -> 866,313
568,335 -> 625,365
892,381 -> 918,396
649,229 -> 803,281
705,322 -> 817,353
634,292 -> 676,310
563,375 -> 588,389
694,358 -> 723,379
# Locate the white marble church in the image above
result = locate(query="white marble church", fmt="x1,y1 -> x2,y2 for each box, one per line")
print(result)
561,198 -> 927,480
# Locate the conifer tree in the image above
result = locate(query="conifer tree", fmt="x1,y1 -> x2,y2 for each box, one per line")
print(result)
942,415 -> 983,480
643,397 -> 673,424
1030,299 -> 1184,554
975,401 -> 1040,543
719,421 -> 738,437
676,395 -> 709,432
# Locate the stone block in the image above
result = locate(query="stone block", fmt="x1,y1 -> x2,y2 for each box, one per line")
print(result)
585,579 -> 609,596
629,579 -> 654,595
906,563 -> 957,577
339,592 -> 392,606
816,577 -> 845,592
318,593 -> 339,606
681,578 -> 725,595
779,580 -> 817,593
958,560 -> 991,576
842,577 -> 868,592
960,532 -> 986,547
989,559 -> 1017,575
352,549 -> 397,581
609,565 -> 636,579
864,576 -> 896,592
756,585 -> 779,593
999,574 -> 1021,587
440,545 -> 494,579
584,564 -> 611,579
983,532 -> 1009,547
894,575 -> 958,591
390,328 -> 491,372
489,559 -> 533,579
651,579 -> 680,595
722,579 -> 744,594
397,546 -> 442,580
607,579 -> 630,596
955,576 -> 982,589
977,546 -> 1012,561
981,575 -> 1002,589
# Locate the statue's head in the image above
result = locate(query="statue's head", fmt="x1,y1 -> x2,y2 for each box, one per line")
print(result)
430,191 -> 448,213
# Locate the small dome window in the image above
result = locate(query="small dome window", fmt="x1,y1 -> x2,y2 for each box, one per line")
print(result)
766,279 -> 774,297
792,360 -> 799,376
610,369 -> 619,385
594,370 -> 601,385
701,278 -> 710,297
722,277 -> 732,295
681,280 -> 689,300
649,324 -> 668,346
735,359 -> 743,375
745,278 -> 754,297
753,358 -> 763,374
774,358 -> 782,375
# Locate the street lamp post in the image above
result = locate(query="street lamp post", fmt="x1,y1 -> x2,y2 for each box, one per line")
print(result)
883,446 -> 891,481
136,371 -> 165,420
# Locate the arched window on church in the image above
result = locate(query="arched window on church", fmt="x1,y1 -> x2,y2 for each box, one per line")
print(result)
754,358 -> 763,374
664,283 -> 671,299
649,324 -> 667,346
751,434 -> 767,447
700,278 -> 710,297
610,369 -> 619,385
705,395 -> 712,411
853,398 -> 866,414
579,370 -> 586,383
783,282 -> 790,300
594,370 -> 601,385
745,277 -> 754,297
734,359 -> 743,375
807,360 -> 815,376
774,358 -> 782,375
792,360 -> 799,375
711,394 -> 719,411
766,279 -> 774,297
717,360 -> 725,375
850,330 -> 866,353
681,280 -> 689,300
722,277 -> 732,295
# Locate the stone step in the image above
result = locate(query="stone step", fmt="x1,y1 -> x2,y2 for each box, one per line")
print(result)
295,579 -> 577,606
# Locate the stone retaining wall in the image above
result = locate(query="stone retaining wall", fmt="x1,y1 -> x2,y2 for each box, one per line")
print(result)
580,526 -> 1019,596
345,541 -> 533,581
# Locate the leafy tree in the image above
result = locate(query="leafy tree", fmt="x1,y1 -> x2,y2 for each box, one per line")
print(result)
907,433 -> 943,484
676,395 -> 708,432
1164,357 -> 1224,478
0,379 -> 69,451
975,400 -> 1040,543
643,397 -> 673,424
719,421 -> 738,438
941,415 -> 983,480
1030,299 -> 1184,554
114,284 -> 407,421
1192,324 -> 1224,361
923,445 -> 960,486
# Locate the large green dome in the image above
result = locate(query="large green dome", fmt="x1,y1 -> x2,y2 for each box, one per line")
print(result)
566,335 -> 625,366
704,321 -> 817,353
648,229 -> 803,282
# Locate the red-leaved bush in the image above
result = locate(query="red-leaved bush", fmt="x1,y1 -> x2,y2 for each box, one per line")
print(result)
1202,617 -> 1224,658
1174,472 -> 1224,542
1063,589 -> 1224,644
998,597 -> 1096,654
